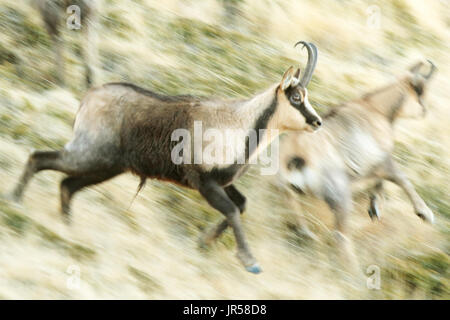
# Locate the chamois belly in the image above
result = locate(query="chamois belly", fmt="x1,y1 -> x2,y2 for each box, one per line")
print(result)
122,134 -> 191,187
121,129 -> 249,189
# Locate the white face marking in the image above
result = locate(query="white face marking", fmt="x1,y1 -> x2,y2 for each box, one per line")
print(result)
303,89 -> 321,120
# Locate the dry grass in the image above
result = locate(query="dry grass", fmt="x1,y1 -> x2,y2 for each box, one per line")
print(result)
0,0 -> 448,299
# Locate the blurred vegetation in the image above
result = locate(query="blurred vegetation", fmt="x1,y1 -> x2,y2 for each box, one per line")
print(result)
0,200 -> 96,261
0,0 -> 448,299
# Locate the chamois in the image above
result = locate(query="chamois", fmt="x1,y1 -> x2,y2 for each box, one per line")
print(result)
11,42 -> 322,274
277,60 -> 436,266
34,0 -> 98,86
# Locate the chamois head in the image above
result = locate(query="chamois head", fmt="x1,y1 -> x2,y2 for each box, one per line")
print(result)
399,60 -> 437,118
276,42 -> 322,132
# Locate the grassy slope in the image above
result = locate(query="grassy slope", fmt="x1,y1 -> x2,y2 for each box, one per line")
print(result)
0,0 -> 448,298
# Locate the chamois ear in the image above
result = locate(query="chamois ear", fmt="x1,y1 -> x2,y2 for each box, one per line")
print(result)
292,68 -> 301,86
293,68 -> 301,80
281,66 -> 296,91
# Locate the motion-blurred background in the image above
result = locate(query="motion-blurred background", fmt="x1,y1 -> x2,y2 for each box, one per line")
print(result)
0,0 -> 448,299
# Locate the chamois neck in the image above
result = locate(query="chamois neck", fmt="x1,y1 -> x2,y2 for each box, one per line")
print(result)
236,84 -> 280,163
237,84 -> 279,115
362,81 -> 406,122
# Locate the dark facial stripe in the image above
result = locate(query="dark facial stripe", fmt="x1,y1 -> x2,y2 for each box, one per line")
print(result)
284,89 -> 317,125
297,102 -> 318,126
245,92 -> 278,160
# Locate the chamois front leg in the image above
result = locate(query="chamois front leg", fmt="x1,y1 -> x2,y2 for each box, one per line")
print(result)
199,184 -> 246,247
199,181 -> 261,274
381,157 -> 434,224
368,180 -> 383,221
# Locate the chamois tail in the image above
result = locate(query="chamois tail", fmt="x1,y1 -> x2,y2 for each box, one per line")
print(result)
127,176 -> 147,210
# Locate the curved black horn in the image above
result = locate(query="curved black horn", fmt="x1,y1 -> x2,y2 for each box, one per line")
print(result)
424,59 -> 436,80
295,41 -> 318,87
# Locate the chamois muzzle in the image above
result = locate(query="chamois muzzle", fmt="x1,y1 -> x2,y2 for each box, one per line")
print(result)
295,41 -> 318,88
305,113 -> 322,131
311,119 -> 322,128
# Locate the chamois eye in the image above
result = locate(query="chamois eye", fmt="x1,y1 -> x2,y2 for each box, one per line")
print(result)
292,93 -> 301,102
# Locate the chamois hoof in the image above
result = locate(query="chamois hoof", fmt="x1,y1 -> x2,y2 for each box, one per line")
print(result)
245,263 -> 262,274
236,252 -> 262,274
368,202 -> 380,221
4,191 -> 21,204
198,232 -> 215,250
416,207 -> 434,224
3,192 -> 23,207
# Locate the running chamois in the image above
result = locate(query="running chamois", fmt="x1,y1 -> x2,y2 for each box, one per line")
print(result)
278,60 -> 436,266
11,42 -> 322,274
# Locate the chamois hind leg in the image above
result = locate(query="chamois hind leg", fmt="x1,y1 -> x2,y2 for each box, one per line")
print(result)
285,185 -> 318,240
198,181 -> 260,274
11,148 -> 119,204
60,170 -> 122,223
322,173 -> 359,272
199,184 -> 246,247
368,180 -> 384,221
12,150 -> 68,202
379,157 -> 434,224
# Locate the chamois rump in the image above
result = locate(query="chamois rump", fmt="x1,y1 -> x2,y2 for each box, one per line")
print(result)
11,42 -> 322,274
277,60 -> 436,266
34,0 -> 98,86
